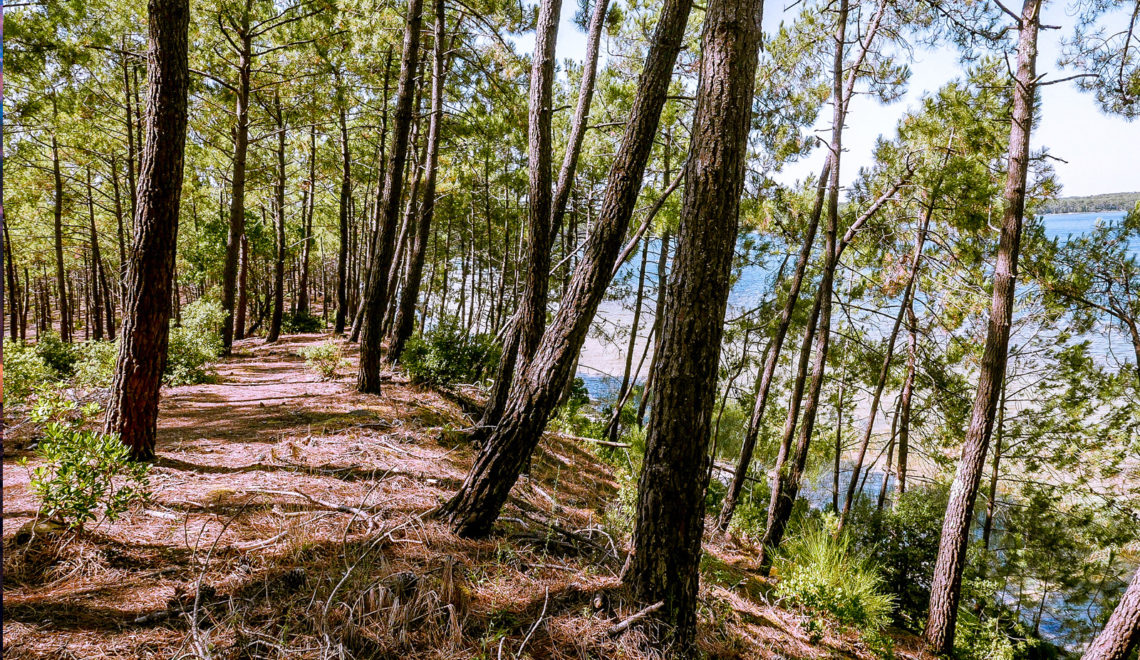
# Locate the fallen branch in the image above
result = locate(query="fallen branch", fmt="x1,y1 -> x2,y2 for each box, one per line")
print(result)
607,601 -> 663,637
551,432 -> 631,448
243,489 -> 376,532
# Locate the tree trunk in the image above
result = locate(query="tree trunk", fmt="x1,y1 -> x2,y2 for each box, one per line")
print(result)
624,0 -> 764,650
438,0 -> 695,537
896,295 -> 917,498
121,40 -> 139,225
220,19 -> 252,354
924,1 -> 1039,652
357,0 -> 423,391
605,233 -> 649,442
1081,567 -> 1140,660
6,217 -> 21,341
104,0 -> 190,460
390,0 -> 449,360
298,124 -> 316,316
758,0 -> 850,572
335,100 -> 353,335
839,203 -> 932,528
266,93 -> 287,343
637,229 -> 671,426
86,167 -> 106,341
52,136 -> 72,342
236,233 -> 248,339
981,378 -> 1006,550
717,155 -> 829,532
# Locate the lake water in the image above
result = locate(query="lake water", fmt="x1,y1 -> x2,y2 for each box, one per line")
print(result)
579,210 -> 1135,652
578,210 -> 1134,399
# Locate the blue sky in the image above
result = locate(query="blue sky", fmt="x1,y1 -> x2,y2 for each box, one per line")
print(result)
541,1 -> 1139,197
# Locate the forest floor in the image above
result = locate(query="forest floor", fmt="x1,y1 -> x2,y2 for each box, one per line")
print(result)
2,333 -> 934,659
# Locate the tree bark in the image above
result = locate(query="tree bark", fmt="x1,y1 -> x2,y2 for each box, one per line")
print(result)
1081,567 -> 1140,660
52,135 -> 72,342
717,155 -> 829,532
104,0 -> 190,461
266,92 -> 287,343
924,1 -> 1039,652
357,0 -> 423,391
235,233 -> 248,339
438,0 -> 695,537
389,0 -> 449,361
335,97 -> 353,335
86,167 -> 106,341
220,7 -> 252,354
624,0 -> 764,650
297,124 -> 316,316
981,378 -> 1006,551
838,202 -> 932,529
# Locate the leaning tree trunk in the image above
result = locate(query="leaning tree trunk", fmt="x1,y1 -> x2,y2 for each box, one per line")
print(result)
839,200 -> 933,529
924,1 -> 1039,652
220,32 -> 252,354
758,0 -> 849,572
104,0 -> 190,461
623,0 -> 764,650
357,0 -> 423,392
1081,567 -> 1140,660
717,155 -> 829,532
479,0 -> 607,430
266,93 -> 287,343
438,0 -> 694,538
389,0 -> 449,361
477,0 -> 562,432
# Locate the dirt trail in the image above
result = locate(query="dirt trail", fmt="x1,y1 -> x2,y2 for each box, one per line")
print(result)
2,333 -> 929,659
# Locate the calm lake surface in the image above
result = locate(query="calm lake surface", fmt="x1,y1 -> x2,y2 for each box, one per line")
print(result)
578,210 -> 1134,396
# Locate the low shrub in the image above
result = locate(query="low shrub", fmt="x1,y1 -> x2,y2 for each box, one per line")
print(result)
3,339 -> 56,408
283,312 -> 325,334
73,340 -> 119,389
774,515 -> 895,632
299,340 -> 347,380
34,331 -> 79,377
399,320 -> 500,387
20,417 -> 150,531
166,299 -> 225,385
845,482 -> 948,626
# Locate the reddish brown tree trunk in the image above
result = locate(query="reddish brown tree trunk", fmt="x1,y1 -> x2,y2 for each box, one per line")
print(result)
624,0 -> 764,649
266,92 -> 287,343
220,7 -> 252,354
104,0 -> 190,461
389,0 -> 449,361
358,0 -> 423,391
1081,568 -> 1140,660
924,0 -> 1040,652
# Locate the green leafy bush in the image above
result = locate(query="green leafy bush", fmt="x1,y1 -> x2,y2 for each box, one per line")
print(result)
73,340 -> 119,389
283,312 -> 325,334
3,339 -> 57,408
20,423 -> 150,531
774,516 -> 895,632
166,299 -> 225,385
34,331 -> 79,377
845,483 -> 948,625
299,340 -> 347,380
399,320 -> 500,387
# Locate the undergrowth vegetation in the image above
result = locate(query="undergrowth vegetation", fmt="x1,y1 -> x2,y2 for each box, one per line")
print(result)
399,320 -> 500,387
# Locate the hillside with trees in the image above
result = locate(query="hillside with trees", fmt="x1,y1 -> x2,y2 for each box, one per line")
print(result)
1040,192 -> 1140,214
3,0 -> 1140,658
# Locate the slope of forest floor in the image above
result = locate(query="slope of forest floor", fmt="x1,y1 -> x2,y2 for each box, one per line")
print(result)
3,333 -> 935,659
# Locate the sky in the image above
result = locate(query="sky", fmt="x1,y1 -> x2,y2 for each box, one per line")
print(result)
538,0 -> 1139,198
